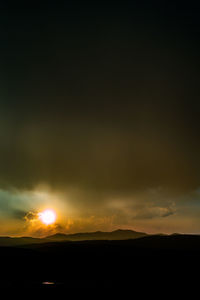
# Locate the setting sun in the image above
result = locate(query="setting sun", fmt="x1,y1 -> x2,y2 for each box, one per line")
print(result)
38,209 -> 57,225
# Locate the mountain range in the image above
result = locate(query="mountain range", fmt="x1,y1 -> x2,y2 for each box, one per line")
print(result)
0,229 -> 148,246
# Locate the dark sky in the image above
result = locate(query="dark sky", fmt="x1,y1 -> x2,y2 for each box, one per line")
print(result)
0,1 -> 200,236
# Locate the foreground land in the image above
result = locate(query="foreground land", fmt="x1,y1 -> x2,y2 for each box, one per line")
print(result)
0,234 -> 199,293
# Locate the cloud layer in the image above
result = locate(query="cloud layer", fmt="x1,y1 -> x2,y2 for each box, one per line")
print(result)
0,1 -> 200,235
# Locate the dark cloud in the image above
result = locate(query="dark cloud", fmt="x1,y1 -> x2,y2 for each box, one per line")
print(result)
11,209 -> 27,220
0,189 -> 29,219
0,1 -> 200,234
133,206 -> 175,219
24,211 -> 38,221
106,192 -> 176,222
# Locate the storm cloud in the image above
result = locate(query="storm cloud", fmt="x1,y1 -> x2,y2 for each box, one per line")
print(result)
0,1 -> 200,235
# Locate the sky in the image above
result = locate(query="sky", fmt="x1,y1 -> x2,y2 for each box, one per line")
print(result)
0,1 -> 200,237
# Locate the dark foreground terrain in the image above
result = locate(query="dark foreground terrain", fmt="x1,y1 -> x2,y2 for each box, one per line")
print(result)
0,234 -> 199,295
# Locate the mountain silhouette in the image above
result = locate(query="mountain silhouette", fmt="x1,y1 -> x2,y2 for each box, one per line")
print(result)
0,229 -> 148,246
0,234 -> 200,292
46,229 -> 148,241
0,236 -> 45,247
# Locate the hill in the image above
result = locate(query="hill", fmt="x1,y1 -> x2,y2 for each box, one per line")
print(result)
0,234 -> 200,292
0,236 -> 44,247
46,229 -> 148,241
0,229 -> 148,246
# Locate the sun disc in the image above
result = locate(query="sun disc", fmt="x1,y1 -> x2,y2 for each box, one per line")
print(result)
39,209 -> 56,225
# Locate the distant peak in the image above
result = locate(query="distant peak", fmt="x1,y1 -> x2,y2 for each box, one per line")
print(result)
113,229 -> 136,233
46,233 -> 68,239
45,229 -> 148,241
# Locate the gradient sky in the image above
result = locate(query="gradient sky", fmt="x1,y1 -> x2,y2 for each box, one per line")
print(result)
0,1 -> 200,236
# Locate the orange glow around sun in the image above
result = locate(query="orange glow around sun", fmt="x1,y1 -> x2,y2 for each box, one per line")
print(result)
38,209 -> 57,225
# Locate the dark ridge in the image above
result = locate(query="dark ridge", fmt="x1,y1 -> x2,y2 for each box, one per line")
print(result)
46,229 -> 148,241
0,234 -> 200,292
0,229 -> 148,246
